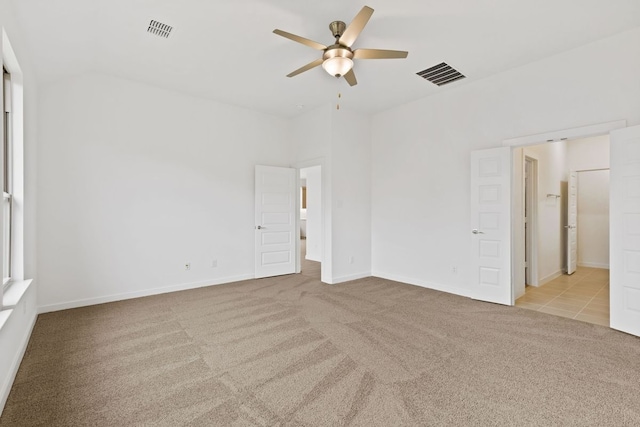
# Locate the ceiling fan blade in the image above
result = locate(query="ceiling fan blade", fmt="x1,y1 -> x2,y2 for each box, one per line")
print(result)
353,49 -> 409,59
273,29 -> 327,50
286,58 -> 324,77
343,69 -> 358,86
338,6 -> 374,47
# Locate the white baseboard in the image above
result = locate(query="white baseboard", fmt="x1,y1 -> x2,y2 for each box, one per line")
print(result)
538,270 -> 563,286
0,309 -> 37,415
328,271 -> 371,284
578,262 -> 610,269
371,270 -> 470,298
38,274 -> 255,314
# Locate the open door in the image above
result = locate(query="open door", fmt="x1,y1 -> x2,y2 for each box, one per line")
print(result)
255,165 -> 296,279
470,147 -> 512,305
610,125 -> 640,337
566,171 -> 578,274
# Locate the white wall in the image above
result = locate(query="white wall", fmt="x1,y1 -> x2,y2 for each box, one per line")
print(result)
577,170 -> 609,268
292,104 -> 332,163
291,104 -> 333,281
330,109 -> 372,282
524,141 -> 567,283
37,73 -> 292,311
291,105 -> 372,283
567,135 -> 610,171
0,0 -> 39,414
303,166 -> 322,262
372,28 -> 640,298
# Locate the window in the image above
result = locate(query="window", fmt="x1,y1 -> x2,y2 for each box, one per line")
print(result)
2,68 -> 11,289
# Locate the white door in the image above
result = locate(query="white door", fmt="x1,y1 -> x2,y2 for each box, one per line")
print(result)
471,147 -> 512,305
567,171 -> 578,275
255,165 -> 296,279
610,125 -> 640,337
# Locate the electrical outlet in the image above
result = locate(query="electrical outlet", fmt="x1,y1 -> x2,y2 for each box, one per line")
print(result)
349,256 -> 354,265
185,262 -> 191,270
211,259 -> 217,268
452,266 -> 457,274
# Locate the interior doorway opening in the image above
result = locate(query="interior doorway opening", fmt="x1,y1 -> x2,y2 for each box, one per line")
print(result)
514,135 -> 611,326
299,166 -> 322,280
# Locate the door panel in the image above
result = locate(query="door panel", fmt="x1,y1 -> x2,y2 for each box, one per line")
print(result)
255,165 -> 296,279
567,171 -> 578,274
471,147 -> 512,305
610,125 -> 640,337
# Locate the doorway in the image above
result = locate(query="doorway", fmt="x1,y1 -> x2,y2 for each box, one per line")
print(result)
299,165 -> 321,279
468,120 -> 639,336
513,135 -> 611,326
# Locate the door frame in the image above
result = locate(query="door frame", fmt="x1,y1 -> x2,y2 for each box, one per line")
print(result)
567,171 -> 579,275
504,119 -> 626,305
524,155 -> 539,287
293,157 -> 329,283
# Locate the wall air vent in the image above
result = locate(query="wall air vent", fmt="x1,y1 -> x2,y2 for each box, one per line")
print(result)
147,20 -> 173,38
417,62 -> 465,86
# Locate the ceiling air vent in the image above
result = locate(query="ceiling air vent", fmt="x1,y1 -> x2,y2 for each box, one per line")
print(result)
147,20 -> 173,38
417,62 -> 465,86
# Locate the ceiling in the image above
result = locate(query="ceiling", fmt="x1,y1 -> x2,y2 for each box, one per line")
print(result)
8,0 -> 640,117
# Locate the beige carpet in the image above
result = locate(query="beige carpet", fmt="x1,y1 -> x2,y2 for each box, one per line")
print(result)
2,263 -> 640,426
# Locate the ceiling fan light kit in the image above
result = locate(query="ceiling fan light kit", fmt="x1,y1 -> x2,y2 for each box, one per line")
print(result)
273,6 -> 408,86
321,44 -> 354,77
322,56 -> 353,77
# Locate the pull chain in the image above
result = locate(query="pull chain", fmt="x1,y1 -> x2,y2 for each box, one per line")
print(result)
336,76 -> 341,110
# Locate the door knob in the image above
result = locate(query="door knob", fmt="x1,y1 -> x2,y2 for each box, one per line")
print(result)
256,225 -> 265,230
472,229 -> 484,234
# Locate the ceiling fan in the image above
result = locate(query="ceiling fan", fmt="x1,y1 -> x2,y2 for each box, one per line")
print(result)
273,6 -> 408,86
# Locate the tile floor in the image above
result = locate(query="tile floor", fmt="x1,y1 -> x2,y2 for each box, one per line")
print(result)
515,267 -> 609,327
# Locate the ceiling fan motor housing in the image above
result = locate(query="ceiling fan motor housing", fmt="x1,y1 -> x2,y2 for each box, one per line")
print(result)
323,45 -> 353,61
